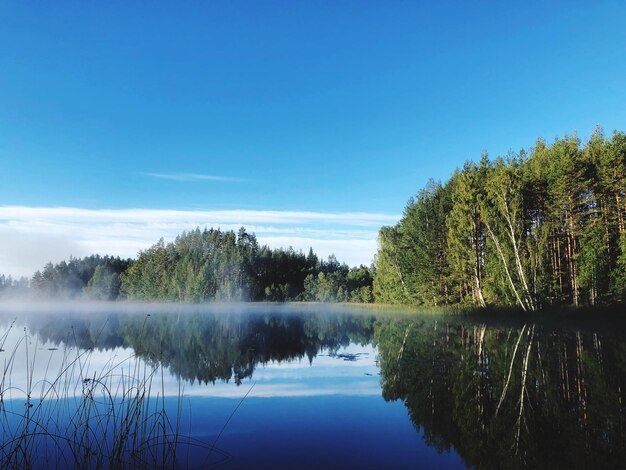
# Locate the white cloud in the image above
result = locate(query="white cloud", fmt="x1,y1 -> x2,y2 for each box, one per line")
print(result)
0,206 -> 399,277
145,172 -> 246,182
0,207 -> 398,226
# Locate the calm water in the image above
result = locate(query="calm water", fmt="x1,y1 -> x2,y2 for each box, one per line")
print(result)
0,303 -> 624,469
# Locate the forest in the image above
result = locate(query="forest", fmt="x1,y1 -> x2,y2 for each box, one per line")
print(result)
3,128 -> 625,311
0,228 -> 373,303
374,129 -> 626,310
119,228 -> 373,302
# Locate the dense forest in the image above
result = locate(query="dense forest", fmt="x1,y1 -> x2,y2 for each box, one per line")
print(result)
119,228 -> 373,302
4,128 -> 626,310
0,228 -> 373,303
29,255 -> 132,300
375,128 -> 626,310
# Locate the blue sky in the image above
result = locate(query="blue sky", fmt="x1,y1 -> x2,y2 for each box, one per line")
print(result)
1,1 -> 626,274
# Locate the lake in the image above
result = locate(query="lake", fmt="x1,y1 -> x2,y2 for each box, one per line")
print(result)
0,303 -> 624,469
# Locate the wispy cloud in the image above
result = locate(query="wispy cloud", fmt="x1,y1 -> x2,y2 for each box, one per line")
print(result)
0,207 -> 398,227
0,206 -> 399,277
145,172 -> 246,182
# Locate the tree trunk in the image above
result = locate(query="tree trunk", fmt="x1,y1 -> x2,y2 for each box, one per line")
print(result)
617,193 -> 624,234
501,198 -> 535,310
484,220 -> 528,311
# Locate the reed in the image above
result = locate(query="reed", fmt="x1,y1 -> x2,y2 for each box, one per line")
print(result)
0,316 -> 229,469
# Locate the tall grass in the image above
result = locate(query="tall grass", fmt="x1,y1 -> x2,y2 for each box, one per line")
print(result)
0,316 -> 230,469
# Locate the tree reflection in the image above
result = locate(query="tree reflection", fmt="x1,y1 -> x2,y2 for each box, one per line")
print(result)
374,317 -> 626,469
5,309 -> 626,468
14,309 -> 376,385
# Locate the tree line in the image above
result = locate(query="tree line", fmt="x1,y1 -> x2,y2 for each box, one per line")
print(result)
374,128 -> 626,310
1,227 -> 373,302
0,274 -> 30,296
120,228 -> 373,302
29,255 -> 133,300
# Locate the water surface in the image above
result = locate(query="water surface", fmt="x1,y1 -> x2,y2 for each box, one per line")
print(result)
0,303 -> 624,469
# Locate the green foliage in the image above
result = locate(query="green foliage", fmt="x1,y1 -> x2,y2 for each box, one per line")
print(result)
24,227 -> 373,303
375,128 -> 626,309
302,259 -> 373,303
84,265 -> 121,300
118,228 -> 374,303
30,255 -> 131,299
374,180 -> 452,307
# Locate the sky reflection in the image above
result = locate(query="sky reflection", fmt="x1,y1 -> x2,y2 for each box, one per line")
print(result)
0,324 -> 380,400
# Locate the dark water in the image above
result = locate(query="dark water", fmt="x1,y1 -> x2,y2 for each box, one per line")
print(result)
0,303 -> 624,469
